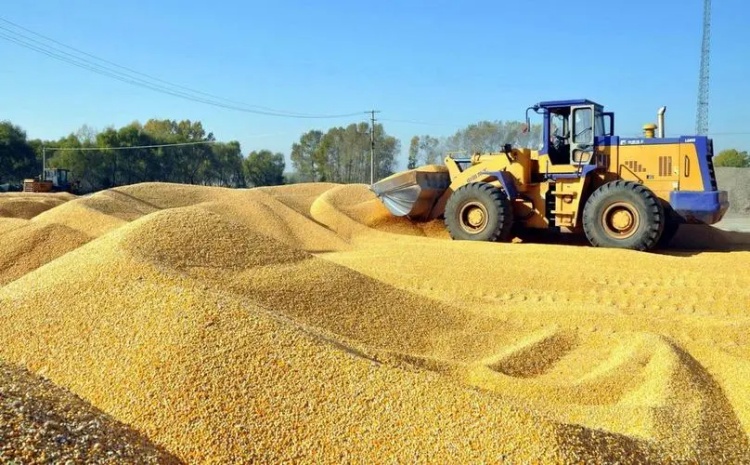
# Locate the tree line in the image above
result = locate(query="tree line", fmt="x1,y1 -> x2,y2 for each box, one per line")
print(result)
3,116 -> 746,194
408,121 -> 543,169
0,119 -> 285,193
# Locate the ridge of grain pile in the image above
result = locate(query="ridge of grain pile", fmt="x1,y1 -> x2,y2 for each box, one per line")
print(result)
257,182 -> 342,219
0,192 -> 74,220
0,361 -> 182,464
0,197 -> 67,220
1,181 -> 749,463
0,222 -> 90,286
310,183 -> 449,240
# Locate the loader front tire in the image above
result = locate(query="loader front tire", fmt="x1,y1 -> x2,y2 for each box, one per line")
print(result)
445,182 -> 513,242
582,180 -> 665,251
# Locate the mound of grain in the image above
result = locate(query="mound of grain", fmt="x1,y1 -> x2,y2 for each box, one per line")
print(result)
65,190 -> 160,222
2,190 -> 698,463
320,218 -> 750,459
2,181 -> 750,462
311,184 -> 449,240
121,206 -> 311,269
200,189 -> 351,253
32,201 -> 127,238
461,331 -> 749,461
113,182 -> 225,210
0,360 -> 181,464
0,192 -> 75,201
0,196 -> 69,219
0,218 -> 28,235
0,222 -> 90,286
258,182 -> 341,219
0,225 -> 656,464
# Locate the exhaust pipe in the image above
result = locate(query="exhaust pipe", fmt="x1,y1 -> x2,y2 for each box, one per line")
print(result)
657,106 -> 666,138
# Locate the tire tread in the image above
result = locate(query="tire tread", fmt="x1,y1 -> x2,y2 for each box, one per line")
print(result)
582,180 -> 664,251
445,182 -> 513,242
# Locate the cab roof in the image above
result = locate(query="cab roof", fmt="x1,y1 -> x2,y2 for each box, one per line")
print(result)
537,99 -> 603,109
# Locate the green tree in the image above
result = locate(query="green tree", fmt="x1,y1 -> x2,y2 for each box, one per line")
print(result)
408,136 -> 419,169
290,130 -> 324,182
244,150 -> 285,187
210,141 -> 244,187
0,121 -> 38,183
713,149 -> 749,168
409,120 -> 543,167
296,122 -> 399,184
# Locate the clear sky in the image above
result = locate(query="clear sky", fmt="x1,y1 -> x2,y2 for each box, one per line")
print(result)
1,0 -> 748,171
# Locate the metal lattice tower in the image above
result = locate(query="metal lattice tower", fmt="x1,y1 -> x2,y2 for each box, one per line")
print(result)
696,0 -> 711,135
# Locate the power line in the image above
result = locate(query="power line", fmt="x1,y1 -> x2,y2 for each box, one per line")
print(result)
0,16 -> 366,119
0,17 -> 324,117
45,140 -> 219,151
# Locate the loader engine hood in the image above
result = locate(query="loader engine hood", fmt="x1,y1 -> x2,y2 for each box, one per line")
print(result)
369,165 -> 451,221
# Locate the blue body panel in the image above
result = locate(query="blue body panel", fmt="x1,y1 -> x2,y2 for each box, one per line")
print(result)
538,99 -> 602,108
480,170 -> 518,199
670,190 -> 729,224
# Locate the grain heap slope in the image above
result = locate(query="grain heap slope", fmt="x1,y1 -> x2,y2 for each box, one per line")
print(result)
0,361 -> 181,464
0,203 -> 651,464
1,181 -> 749,464
0,194 -> 71,219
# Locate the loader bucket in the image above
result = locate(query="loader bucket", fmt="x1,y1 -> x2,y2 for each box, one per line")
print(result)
369,165 -> 451,221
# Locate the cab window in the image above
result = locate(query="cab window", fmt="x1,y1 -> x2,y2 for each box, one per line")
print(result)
573,108 -> 593,143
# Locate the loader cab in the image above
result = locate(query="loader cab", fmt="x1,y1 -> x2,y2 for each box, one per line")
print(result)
535,99 -> 614,166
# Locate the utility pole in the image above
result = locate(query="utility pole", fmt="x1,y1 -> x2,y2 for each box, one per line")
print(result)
369,109 -> 380,184
42,146 -> 46,180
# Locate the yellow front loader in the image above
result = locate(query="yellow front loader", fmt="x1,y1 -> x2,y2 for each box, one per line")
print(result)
370,99 -> 729,251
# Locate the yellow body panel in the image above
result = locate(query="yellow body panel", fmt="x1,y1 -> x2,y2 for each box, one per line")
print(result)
435,149 -> 595,230
609,141 -> 705,205
550,177 -> 588,229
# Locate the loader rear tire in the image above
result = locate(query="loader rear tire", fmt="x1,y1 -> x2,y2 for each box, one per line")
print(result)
656,204 -> 681,248
582,180 -> 665,251
444,182 -> 513,242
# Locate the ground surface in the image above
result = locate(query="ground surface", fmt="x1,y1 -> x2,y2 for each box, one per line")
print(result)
0,172 -> 749,464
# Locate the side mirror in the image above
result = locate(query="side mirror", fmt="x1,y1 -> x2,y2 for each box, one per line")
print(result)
524,104 -> 540,132
603,112 -> 615,136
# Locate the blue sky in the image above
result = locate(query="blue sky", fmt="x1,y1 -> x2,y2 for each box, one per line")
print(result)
1,0 -> 748,172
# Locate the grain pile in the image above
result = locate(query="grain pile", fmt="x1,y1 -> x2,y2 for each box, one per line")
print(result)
0,361 -> 181,464
0,222 -> 90,286
1,181 -> 750,463
0,192 -> 74,220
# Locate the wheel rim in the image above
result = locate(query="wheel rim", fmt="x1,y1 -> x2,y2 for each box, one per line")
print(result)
459,201 -> 488,234
601,201 -> 640,239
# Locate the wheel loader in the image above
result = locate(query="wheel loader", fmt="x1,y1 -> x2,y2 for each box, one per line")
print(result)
370,99 -> 729,251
